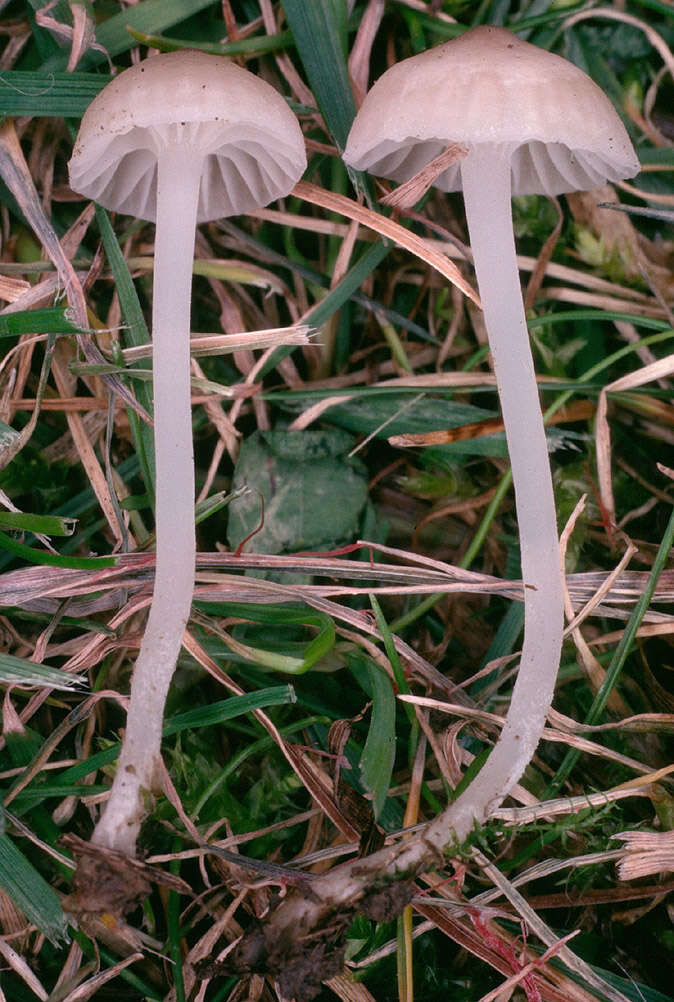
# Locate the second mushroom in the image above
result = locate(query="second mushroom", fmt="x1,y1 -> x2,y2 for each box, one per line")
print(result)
69,50 -> 306,857
344,26 -> 639,839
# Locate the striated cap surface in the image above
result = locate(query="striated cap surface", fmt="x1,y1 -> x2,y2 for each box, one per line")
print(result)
69,49 -> 306,221
344,25 -> 639,195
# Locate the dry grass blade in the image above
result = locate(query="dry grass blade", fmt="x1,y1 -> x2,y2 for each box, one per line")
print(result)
524,196 -> 563,310
490,787 -> 652,824
0,121 -> 146,423
542,285 -> 668,317
475,932 -> 580,1002
182,629 -> 359,839
0,120 -> 86,326
246,210 -> 664,310
596,352 -> 674,531
293,180 -> 480,305
410,898 -> 573,1002
548,706 -> 674,735
0,935 -> 47,1000
394,0 -> 457,22
618,180 -> 674,205
348,0 -> 385,103
35,0 -> 107,72
326,973 -> 380,1002
389,400 -> 595,447
120,325 -> 312,362
399,694 -> 662,778
560,494 -> 633,713
3,693 -> 112,806
1,549 -> 673,626
380,144 -> 468,209
471,848 -> 634,1002
58,953 -> 144,1002
50,344 -> 122,543
612,830 -> 674,879
563,541 -> 639,633
126,254 -> 288,293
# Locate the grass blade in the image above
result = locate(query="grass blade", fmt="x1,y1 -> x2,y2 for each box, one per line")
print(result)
0,512 -> 77,536
359,657 -> 396,820
0,307 -> 81,336
163,685 -> 297,736
0,652 -> 86,690
0,73 -> 106,118
95,205 -> 156,496
0,832 -> 68,944
0,531 -> 116,569
280,0 -> 356,149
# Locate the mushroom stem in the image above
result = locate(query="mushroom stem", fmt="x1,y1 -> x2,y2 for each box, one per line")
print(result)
445,142 -> 565,826
92,147 -> 202,854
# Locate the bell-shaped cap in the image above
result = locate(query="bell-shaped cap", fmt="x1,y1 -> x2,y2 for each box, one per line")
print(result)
344,25 -> 639,196
69,49 -> 306,221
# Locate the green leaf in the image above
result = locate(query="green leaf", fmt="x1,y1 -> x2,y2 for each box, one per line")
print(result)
0,652 -> 86,690
369,595 -> 409,696
227,429 -> 369,555
280,0 -> 356,149
195,488 -> 247,526
586,965 -> 674,1002
0,833 -> 68,944
0,421 -> 19,453
14,785 -> 108,803
639,146 -> 674,167
528,310 -> 670,333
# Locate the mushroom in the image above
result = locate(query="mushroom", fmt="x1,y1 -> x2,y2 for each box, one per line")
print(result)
69,50 -> 306,856
344,26 -> 639,833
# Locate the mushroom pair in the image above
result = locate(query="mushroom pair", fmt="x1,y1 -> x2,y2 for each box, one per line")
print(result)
70,28 -> 638,866
344,26 -> 639,837
69,51 -> 306,856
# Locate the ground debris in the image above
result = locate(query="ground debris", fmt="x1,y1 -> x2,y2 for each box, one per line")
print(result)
201,874 -> 417,1000
60,833 -> 190,918
359,879 -> 416,922
199,913 -> 348,1002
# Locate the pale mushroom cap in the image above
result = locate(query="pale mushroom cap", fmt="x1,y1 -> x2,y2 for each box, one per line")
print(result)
344,25 -> 639,196
69,49 -> 307,222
